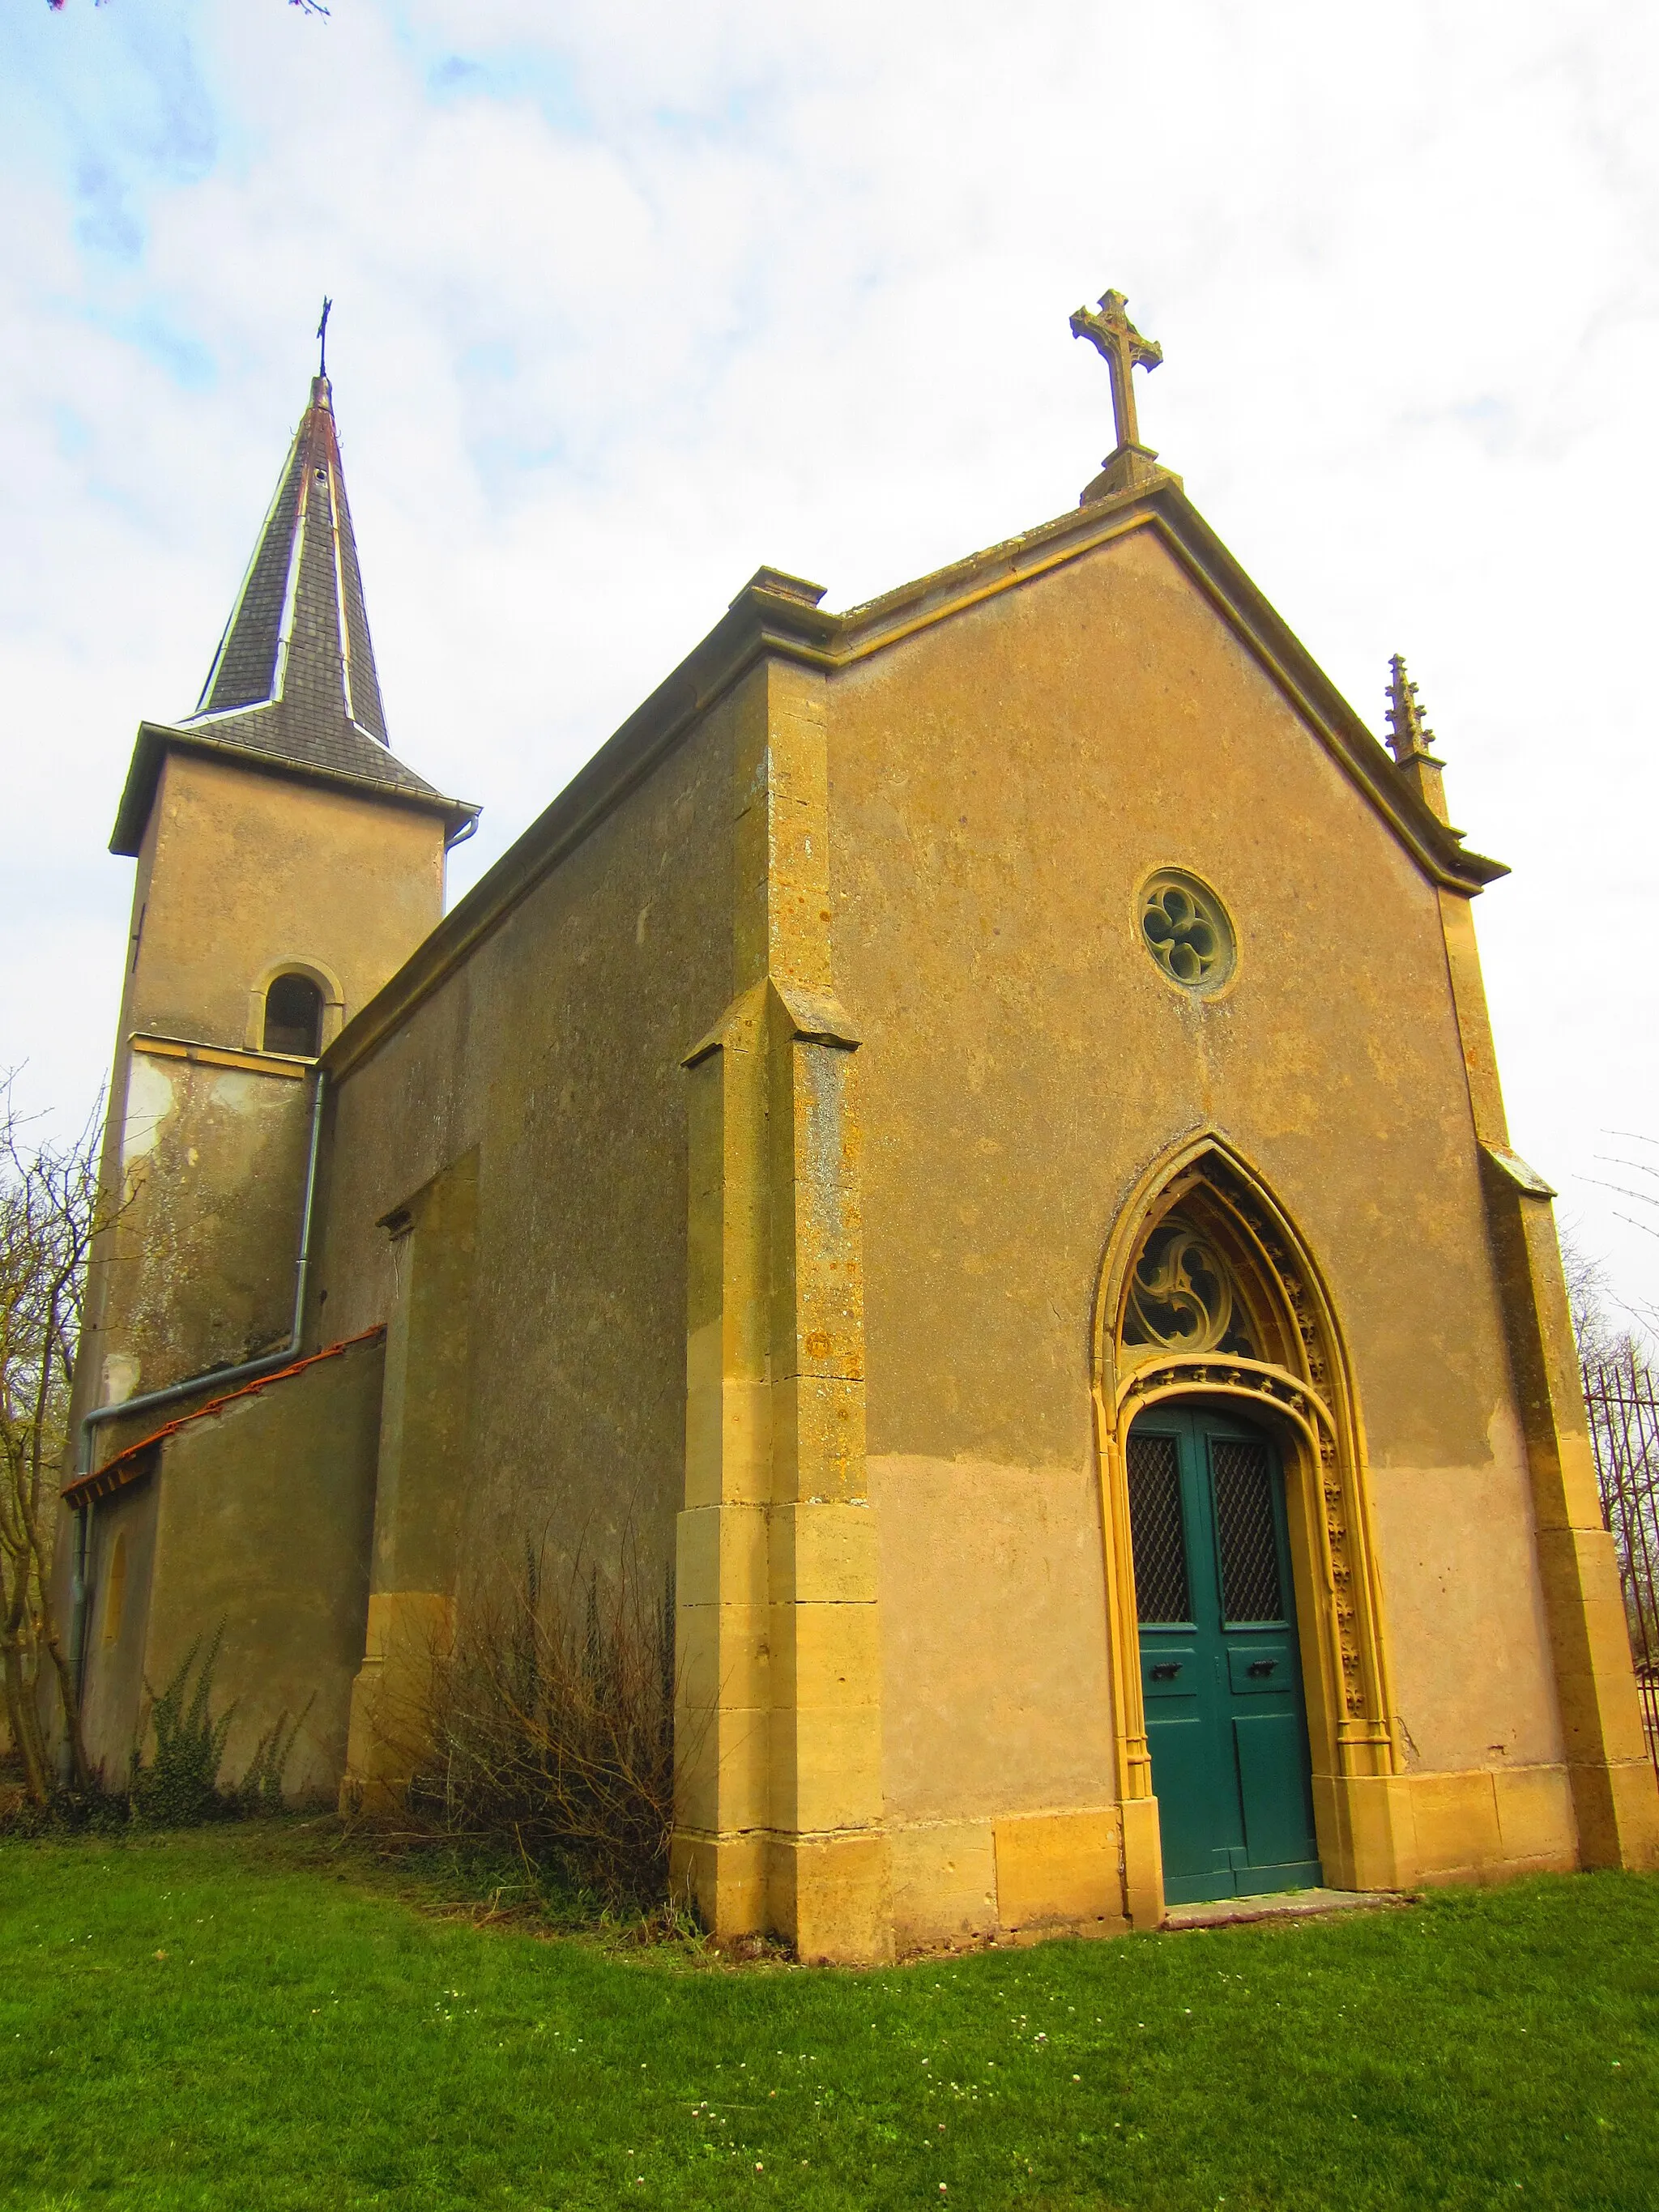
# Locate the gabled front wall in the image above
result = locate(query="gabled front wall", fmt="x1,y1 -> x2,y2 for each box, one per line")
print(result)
827,519 -> 1569,1944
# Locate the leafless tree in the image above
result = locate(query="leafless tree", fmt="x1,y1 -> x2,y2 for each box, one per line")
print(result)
0,1082 -> 105,1801
1559,1224 -> 1614,1366
1577,1132 -> 1659,1332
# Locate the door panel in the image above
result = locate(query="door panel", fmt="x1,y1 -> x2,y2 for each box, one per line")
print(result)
1128,1408 -> 1321,1905
1149,1715 -> 1234,1890
1233,1712 -> 1318,1884
1226,1642 -> 1294,1695
1141,1645 -> 1200,1700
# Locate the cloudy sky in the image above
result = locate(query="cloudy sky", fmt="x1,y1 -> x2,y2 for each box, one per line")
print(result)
3,0 -> 1657,1328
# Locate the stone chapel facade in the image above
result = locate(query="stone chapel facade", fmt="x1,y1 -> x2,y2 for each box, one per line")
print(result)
59,297 -> 1659,1958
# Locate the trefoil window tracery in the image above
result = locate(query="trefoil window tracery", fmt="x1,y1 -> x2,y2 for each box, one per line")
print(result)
1121,1215 -> 1257,1365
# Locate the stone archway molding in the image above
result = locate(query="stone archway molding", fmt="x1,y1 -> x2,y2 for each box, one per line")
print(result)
1091,1128 -> 1415,1926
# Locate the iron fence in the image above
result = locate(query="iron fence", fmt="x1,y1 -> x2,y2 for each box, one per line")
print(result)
1583,1349 -> 1659,1779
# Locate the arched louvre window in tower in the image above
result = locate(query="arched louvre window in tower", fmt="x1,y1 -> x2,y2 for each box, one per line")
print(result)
263,973 -> 323,1057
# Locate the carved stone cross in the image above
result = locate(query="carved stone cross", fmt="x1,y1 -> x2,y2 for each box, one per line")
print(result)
1069,289 -> 1162,454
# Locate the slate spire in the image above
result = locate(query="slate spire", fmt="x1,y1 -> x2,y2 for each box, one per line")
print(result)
111,364 -> 477,855
194,371 -> 390,743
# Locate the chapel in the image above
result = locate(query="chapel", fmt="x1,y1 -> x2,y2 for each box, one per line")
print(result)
58,293 -> 1659,1958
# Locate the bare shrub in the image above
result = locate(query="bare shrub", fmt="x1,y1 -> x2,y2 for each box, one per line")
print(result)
409,1542 -> 680,1909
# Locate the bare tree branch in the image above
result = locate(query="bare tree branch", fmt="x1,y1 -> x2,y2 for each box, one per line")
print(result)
0,1077 -> 109,1800
1575,1178 -> 1659,1241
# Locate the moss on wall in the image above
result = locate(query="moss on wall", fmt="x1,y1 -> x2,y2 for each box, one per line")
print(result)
96,1055 -> 313,1398
80,1471 -> 160,1783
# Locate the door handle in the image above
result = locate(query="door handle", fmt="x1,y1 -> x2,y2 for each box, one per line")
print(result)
1247,1659 -> 1277,1678
1150,1662 -> 1182,1681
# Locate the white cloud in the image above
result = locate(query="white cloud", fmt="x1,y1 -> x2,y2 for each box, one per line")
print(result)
2,0 -> 1657,1321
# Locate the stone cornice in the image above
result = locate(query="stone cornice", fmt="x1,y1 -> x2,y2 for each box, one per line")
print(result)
324,478 -> 1505,1085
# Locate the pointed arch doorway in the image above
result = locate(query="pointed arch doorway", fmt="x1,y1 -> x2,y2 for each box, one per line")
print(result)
1128,1402 -> 1320,1903
1093,1136 -> 1412,1924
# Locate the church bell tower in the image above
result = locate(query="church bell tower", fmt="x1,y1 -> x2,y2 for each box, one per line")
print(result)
84,343 -> 478,1413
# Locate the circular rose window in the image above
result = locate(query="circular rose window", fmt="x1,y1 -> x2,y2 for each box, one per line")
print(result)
1140,872 -> 1235,993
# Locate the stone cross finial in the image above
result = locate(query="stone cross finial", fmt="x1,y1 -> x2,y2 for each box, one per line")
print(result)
1070,289 -> 1163,453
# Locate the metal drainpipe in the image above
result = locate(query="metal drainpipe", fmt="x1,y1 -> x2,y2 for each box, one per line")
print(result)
66,1067 -> 330,1740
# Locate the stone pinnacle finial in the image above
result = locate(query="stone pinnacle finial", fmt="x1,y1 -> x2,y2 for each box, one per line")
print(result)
1385,654 -> 1439,765
1070,288 -> 1169,503
1384,654 -> 1454,828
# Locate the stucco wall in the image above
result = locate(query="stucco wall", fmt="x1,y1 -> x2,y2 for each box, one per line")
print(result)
66,739 -> 454,1802
874,1454 -> 1116,1823
315,704 -> 736,1607
825,522 -> 1564,1832
130,752 -> 446,1051
94,1052 -> 314,1401
136,1333 -> 386,1801
80,1468 -> 160,1781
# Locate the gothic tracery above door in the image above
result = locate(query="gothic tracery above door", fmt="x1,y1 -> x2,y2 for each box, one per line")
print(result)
1121,1215 -> 1258,1368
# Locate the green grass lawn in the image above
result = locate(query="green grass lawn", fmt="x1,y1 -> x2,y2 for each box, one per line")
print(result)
2,1828 -> 1657,2211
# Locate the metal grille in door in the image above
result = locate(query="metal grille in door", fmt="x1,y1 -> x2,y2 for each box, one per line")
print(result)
1128,1430 -> 1190,1622
1212,1438 -> 1284,1622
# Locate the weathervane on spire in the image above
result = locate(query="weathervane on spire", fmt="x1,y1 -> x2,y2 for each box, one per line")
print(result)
1069,288 -> 1168,501
316,296 -> 333,381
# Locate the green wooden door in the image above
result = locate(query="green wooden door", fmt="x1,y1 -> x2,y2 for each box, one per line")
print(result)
1128,1406 -> 1321,1906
